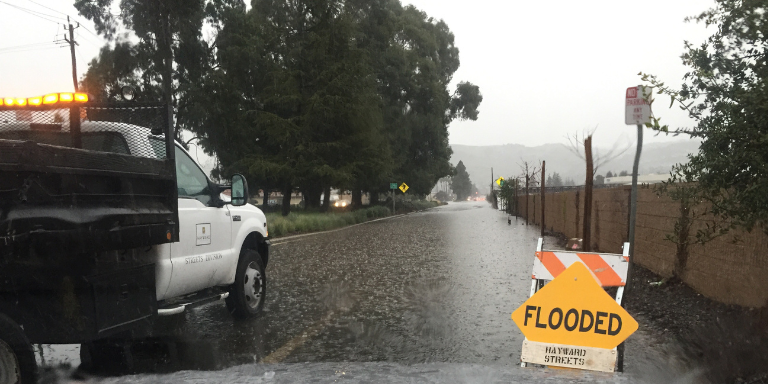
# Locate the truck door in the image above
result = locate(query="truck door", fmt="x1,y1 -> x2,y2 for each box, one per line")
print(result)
163,145 -> 234,299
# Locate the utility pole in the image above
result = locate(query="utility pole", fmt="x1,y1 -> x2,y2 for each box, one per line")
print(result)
63,17 -> 80,91
541,161 -> 546,236
583,135 -> 594,251
525,172 -> 530,225
514,178 -> 519,218
491,167 -> 494,194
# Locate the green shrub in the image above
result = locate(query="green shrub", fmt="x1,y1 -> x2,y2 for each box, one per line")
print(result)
342,213 -> 356,225
391,198 -> 439,212
366,205 -> 390,218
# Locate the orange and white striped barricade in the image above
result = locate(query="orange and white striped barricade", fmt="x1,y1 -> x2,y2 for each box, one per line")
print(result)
521,237 -> 631,369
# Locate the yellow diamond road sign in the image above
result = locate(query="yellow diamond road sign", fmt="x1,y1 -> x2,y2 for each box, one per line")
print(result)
495,177 -> 505,187
511,262 -> 638,350
399,183 -> 409,193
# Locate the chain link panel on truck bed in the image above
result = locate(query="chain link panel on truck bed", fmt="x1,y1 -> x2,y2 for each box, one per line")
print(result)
0,103 -> 169,159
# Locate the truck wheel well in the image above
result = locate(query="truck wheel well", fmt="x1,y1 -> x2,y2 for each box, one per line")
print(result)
241,232 -> 268,267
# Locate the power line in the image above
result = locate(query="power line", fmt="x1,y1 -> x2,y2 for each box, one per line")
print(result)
78,24 -> 100,39
24,0 -> 102,39
12,0 -> 67,20
0,45 -> 61,55
24,0 -> 66,16
76,31 -> 102,48
0,42 -> 56,51
75,45 -> 88,76
53,23 -> 62,41
0,3 -> 62,25
0,1 -> 67,25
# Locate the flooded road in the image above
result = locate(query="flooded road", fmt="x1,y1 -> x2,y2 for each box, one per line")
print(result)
42,202 -> 700,382
180,202 -> 547,366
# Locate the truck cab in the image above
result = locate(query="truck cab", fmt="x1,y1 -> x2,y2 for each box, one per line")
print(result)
159,141 -> 270,313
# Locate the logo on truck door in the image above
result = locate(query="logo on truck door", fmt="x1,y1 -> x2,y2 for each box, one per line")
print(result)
196,223 -> 211,245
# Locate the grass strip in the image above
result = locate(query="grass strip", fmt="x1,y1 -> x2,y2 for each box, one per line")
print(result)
266,206 -> 391,238
266,201 -> 441,238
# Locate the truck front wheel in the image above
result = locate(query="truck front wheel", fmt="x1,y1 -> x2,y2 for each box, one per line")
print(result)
0,314 -> 36,384
226,249 -> 266,319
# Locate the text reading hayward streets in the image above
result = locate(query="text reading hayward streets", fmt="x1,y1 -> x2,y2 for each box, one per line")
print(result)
543,346 -> 587,366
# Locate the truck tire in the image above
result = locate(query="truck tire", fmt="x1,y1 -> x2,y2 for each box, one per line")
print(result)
0,314 -> 36,384
226,249 -> 266,319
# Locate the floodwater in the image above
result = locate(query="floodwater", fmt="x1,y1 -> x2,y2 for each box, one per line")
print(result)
40,202 -> 705,383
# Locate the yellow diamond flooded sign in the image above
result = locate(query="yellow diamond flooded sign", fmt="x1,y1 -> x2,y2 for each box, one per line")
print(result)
399,183 -> 409,193
511,262 -> 638,371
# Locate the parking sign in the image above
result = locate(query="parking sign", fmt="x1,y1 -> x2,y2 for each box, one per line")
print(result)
625,86 -> 651,125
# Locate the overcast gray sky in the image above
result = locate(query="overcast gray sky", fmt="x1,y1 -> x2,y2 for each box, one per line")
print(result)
1,0 -> 714,148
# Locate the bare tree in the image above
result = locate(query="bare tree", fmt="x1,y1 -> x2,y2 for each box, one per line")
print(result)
566,128 -> 632,251
566,127 -> 633,176
519,160 -> 541,226
541,161 -> 546,236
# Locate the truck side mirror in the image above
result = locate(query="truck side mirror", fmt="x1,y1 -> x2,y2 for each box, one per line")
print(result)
231,174 -> 248,206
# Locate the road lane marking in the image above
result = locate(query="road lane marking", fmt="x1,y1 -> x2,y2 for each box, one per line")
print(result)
260,311 -> 336,364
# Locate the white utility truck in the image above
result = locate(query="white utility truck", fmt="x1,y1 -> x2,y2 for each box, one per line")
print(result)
0,94 -> 269,383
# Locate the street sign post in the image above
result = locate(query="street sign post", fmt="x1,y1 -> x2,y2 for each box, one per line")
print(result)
622,85 -> 651,370
513,238 -> 637,372
390,183 -> 398,213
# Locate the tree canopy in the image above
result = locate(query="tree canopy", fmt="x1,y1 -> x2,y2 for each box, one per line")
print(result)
642,0 -> 768,235
546,172 -> 563,187
75,0 -> 212,139
450,160 -> 472,201
76,0 -> 481,215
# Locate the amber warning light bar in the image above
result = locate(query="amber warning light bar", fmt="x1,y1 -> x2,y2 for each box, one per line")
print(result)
0,92 -> 89,107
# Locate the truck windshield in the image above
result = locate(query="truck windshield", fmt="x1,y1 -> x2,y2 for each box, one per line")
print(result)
175,145 -> 212,206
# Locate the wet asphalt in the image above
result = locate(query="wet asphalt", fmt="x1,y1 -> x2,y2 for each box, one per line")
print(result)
41,202 -> 702,382
187,202 -> 542,364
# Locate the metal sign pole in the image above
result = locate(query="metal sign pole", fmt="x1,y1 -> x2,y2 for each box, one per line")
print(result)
624,84 -> 649,294
618,84 -> 650,372
618,122 -> 643,373
627,123 -> 643,279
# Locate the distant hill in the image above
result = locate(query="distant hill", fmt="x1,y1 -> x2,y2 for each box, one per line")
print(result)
449,139 -> 700,194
